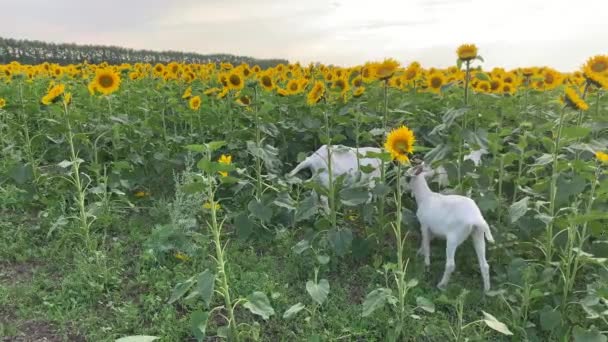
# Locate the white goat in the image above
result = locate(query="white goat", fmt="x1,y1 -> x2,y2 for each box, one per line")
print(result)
407,163 -> 494,292
288,145 -> 382,209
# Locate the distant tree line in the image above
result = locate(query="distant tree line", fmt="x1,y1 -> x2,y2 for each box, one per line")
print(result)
0,37 -> 288,68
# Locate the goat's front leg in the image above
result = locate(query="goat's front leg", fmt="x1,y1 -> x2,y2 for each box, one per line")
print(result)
472,229 -> 491,292
417,225 -> 431,268
437,238 -> 457,290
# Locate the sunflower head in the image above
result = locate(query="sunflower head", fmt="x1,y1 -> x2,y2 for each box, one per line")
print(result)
93,69 -> 121,95
258,72 -> 275,91
182,86 -> 192,99
596,151 -> 608,164
41,83 -> 65,105
374,58 -> 400,80
476,80 -> 491,93
0,98 -> 6,108
286,79 -> 301,94
457,44 -> 478,61
306,81 -> 325,106
584,55 -> 608,75
204,87 -> 221,96
218,154 -> 232,177
189,95 -> 202,111
236,95 -> 251,106
353,87 -> 365,98
562,88 -> 589,111
426,72 -> 446,93
384,125 -> 416,164
227,71 -> 244,90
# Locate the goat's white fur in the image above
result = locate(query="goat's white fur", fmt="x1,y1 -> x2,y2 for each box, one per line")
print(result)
408,163 -> 494,292
288,145 -> 382,209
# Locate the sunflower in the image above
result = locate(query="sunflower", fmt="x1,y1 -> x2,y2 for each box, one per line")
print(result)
457,44 -> 478,61
174,252 -> 190,262
235,95 -> 251,106
476,80 -> 491,93
182,86 -> 192,99
306,81 -> 325,106
384,125 -> 416,164
258,72 -> 274,91
501,83 -> 516,95
63,92 -> 72,106
204,87 -> 221,96
93,69 -> 121,95
129,71 -> 141,80
286,79 -> 301,95
218,154 -> 232,177
0,98 -> 6,108
596,151 -> 608,164
252,65 -> 261,73
41,83 -> 65,105
353,86 -> 365,98
361,63 -> 377,83
203,201 -> 221,211
351,76 -> 363,88
277,88 -> 290,97
586,72 -> 608,90
426,72 -> 446,94
189,95 -> 201,111
583,55 -> 608,75
217,87 -> 230,99
562,88 -> 589,111
225,71 -> 244,90
542,68 -> 563,90
87,82 -> 97,96
153,63 -> 165,75
490,78 -> 503,93
374,58 -> 400,80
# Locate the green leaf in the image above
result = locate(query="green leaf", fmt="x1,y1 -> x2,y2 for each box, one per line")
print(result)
539,306 -> 561,332
283,302 -> 306,319
168,277 -> 195,304
362,288 -> 392,317
292,239 -> 311,254
248,199 -> 272,223
273,192 -> 296,211
562,126 -> 591,140
243,292 -> 275,320
573,326 -> 607,342
234,212 -> 254,239
184,144 -> 206,152
206,141 -> 226,152
328,228 -> 353,256
534,154 -> 553,166
339,187 -> 369,206
475,72 -> 490,81
8,163 -> 34,184
196,269 -> 215,308
416,296 -> 435,313
456,58 -> 463,70
115,336 -> 159,342
190,310 -> 210,342
482,310 -> 513,335
509,196 -> 529,223
295,195 -> 318,222
306,278 -> 330,305
316,255 -> 330,265
196,159 -> 235,174
372,183 -> 391,197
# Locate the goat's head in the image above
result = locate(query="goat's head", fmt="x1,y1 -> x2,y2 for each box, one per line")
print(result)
406,159 -> 435,179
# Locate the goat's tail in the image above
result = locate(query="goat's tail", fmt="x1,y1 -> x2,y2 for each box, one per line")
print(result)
476,219 -> 495,244
288,158 -> 310,177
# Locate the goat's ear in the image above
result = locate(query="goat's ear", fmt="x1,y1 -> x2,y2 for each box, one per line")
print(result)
414,165 -> 424,175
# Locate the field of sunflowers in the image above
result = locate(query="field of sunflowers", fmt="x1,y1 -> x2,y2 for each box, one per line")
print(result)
1,44 -> 608,341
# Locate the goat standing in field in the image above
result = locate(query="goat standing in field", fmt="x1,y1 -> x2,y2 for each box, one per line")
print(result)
407,162 -> 494,292
288,145 -> 382,210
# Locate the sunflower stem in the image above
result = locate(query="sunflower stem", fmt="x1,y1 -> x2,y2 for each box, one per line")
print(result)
463,60 -> 470,106
18,81 -> 39,184
546,106 -> 567,264
324,110 -> 337,231
253,85 -> 263,200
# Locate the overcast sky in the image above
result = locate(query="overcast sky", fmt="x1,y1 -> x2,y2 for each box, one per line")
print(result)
1,0 -> 606,71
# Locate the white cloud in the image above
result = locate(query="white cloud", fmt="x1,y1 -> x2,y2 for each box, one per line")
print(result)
0,0 -> 606,70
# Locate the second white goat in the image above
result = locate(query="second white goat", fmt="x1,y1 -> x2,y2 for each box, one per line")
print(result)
288,145 -> 382,209
407,163 -> 494,292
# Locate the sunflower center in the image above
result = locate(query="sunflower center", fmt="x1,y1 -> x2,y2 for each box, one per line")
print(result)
262,76 -> 272,87
289,82 -> 298,91
592,62 -> 607,73
431,77 -> 442,88
229,74 -> 241,86
99,75 -> 114,88
395,141 -> 409,153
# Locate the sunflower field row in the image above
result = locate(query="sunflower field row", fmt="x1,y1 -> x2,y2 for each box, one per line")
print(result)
0,45 -> 608,341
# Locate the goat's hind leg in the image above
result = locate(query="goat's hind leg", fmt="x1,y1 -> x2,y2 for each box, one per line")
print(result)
472,229 -> 491,292
437,237 -> 457,290
417,225 -> 431,268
